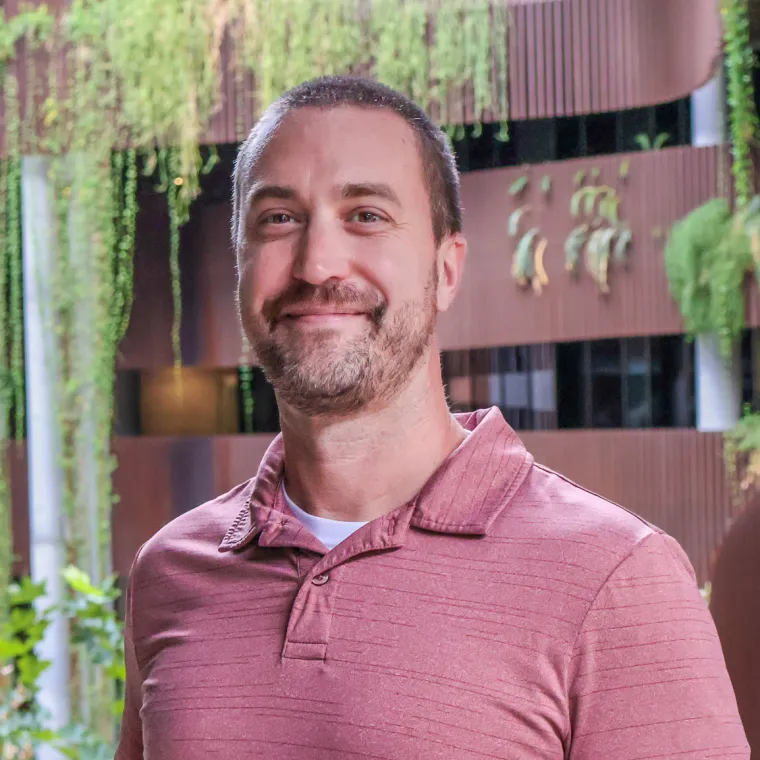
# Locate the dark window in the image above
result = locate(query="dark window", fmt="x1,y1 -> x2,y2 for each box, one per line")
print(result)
651,335 -> 695,427
584,113 -> 617,156
556,342 -> 585,428
589,340 -> 623,428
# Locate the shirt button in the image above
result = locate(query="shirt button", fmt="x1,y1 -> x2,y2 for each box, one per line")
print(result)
312,573 -> 329,586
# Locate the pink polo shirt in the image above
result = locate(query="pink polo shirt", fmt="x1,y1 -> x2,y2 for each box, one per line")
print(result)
116,407 -> 749,759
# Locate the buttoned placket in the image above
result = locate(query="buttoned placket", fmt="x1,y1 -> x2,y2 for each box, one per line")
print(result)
221,488 -> 418,662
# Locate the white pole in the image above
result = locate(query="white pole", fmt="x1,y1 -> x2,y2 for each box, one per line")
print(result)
22,154 -> 69,759
691,67 -> 741,432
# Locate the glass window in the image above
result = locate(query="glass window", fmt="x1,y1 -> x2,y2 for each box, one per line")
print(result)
590,340 -> 622,428
624,338 -> 652,428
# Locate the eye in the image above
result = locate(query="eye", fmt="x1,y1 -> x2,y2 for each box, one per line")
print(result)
260,212 -> 295,225
348,210 -> 383,223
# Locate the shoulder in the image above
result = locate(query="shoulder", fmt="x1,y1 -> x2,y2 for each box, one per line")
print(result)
130,478 -> 254,578
496,460 -> 694,587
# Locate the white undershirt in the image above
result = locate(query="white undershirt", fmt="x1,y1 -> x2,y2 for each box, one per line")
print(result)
282,485 -> 369,551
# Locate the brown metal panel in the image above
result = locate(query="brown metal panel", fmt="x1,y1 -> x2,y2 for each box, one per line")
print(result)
588,0 -> 601,114
511,4 -> 529,120
551,0 -> 564,116
526,4 -> 538,119
438,146 -> 719,349
596,0 -> 609,115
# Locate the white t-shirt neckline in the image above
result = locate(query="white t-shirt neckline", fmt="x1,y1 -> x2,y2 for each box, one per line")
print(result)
282,484 -> 369,551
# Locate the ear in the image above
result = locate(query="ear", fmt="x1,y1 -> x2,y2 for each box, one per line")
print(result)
435,232 -> 467,313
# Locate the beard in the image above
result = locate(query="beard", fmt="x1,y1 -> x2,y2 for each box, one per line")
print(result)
239,268 -> 438,417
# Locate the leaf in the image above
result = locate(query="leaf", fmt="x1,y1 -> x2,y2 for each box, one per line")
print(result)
534,237 -> 549,286
62,566 -> 101,598
619,158 -> 631,179
574,169 -> 586,188
508,176 -> 529,196
635,134 -> 651,151
494,122 -> 510,142
9,576 -> 46,606
614,226 -> 632,262
653,132 -> 670,150
600,193 -> 620,225
470,122 -> 483,139
570,189 -> 585,218
564,224 -> 588,272
591,167 -> 600,179
512,228 -> 539,285
540,175 -> 552,194
583,187 -> 600,217
201,145 -> 220,175
0,638 -> 26,660
508,206 -> 529,238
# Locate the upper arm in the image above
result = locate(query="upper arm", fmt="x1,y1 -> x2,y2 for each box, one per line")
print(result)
567,532 -> 749,759
115,546 -> 146,760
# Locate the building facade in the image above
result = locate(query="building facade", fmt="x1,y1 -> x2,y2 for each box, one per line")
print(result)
6,0 -> 738,588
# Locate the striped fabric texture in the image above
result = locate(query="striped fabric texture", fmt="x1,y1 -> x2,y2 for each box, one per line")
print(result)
116,407 -> 749,759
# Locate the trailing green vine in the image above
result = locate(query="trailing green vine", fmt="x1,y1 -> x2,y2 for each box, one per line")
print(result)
0,0 -> 512,748
665,0 -> 759,358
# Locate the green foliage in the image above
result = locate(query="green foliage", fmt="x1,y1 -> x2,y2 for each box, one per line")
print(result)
511,228 -> 539,285
1,568 -> 124,758
724,405 -> 760,499
723,0 -> 759,209
508,206 -> 530,238
634,132 -> 671,151
508,176 -> 528,197
566,176 -> 632,292
664,198 -> 750,357
540,175 -> 552,195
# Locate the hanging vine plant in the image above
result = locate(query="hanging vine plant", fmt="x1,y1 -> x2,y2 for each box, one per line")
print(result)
0,0 -> 512,750
665,0 -> 759,357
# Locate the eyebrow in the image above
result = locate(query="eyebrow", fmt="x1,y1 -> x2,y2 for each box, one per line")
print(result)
340,182 -> 401,206
246,183 -> 298,208
245,181 -> 402,211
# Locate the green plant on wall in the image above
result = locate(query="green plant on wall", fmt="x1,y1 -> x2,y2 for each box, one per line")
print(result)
564,169 -> 632,293
507,176 -> 549,294
665,0 -> 759,357
0,0 -> 512,748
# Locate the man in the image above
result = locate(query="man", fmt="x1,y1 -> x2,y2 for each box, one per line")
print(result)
116,76 -> 749,759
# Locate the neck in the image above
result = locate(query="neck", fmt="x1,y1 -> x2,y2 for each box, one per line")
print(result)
278,348 -> 467,522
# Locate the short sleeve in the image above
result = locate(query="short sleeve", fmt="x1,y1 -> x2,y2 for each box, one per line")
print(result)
567,531 -> 749,759
115,548 -> 145,760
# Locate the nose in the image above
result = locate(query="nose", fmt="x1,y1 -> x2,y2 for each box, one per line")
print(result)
291,210 -> 352,285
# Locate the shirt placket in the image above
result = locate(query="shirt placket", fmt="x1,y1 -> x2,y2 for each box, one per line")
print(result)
258,499 -> 417,662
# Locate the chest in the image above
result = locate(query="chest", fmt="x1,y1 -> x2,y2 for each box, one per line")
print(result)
136,545 -> 571,760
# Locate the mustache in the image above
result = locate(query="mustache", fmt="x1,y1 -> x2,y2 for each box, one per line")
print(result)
263,281 -> 387,325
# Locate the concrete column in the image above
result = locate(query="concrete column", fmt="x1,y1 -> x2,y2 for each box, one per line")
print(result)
691,69 -> 726,147
691,68 -> 741,432
695,334 -> 741,432
22,155 -> 69,758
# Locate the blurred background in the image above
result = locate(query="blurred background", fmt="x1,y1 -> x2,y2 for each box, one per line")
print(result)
1,0 -> 760,757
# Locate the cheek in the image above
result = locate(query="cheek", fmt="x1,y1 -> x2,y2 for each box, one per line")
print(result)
238,248 -> 291,311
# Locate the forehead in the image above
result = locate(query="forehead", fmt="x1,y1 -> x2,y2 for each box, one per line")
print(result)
250,105 -> 427,198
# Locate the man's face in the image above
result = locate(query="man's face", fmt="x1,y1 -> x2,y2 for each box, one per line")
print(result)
236,106 -> 455,416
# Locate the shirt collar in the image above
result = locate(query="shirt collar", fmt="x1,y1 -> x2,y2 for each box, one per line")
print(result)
218,406 -> 533,554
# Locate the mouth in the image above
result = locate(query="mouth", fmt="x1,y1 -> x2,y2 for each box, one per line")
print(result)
278,306 -> 369,324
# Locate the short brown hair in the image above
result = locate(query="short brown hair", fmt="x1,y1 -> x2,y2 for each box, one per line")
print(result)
231,76 -> 462,253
